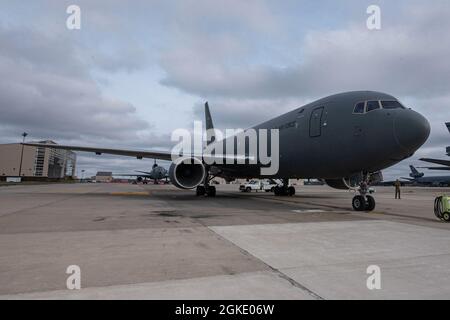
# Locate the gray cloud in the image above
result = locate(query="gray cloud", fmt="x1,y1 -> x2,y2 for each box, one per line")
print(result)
161,3 -> 450,101
0,25 -> 156,145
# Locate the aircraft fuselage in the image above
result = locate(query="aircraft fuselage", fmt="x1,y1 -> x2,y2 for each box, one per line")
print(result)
215,91 -> 430,180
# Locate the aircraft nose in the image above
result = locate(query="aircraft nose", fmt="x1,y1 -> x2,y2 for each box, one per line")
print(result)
394,110 -> 430,151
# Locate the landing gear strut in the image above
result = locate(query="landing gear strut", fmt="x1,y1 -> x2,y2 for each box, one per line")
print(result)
274,179 -> 295,196
351,174 -> 376,212
196,171 -> 216,197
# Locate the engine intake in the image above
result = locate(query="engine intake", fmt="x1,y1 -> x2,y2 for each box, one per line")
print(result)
169,157 -> 206,189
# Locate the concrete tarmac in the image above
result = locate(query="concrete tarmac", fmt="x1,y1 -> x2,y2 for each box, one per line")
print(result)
1,183 -> 449,299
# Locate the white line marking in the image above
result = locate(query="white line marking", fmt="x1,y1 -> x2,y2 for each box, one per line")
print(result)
292,209 -> 328,213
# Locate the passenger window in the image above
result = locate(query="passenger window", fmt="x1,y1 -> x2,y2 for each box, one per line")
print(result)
366,101 -> 381,112
353,102 -> 365,114
381,101 -> 405,109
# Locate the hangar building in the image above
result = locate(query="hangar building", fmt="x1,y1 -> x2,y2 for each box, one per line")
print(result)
0,141 -> 76,179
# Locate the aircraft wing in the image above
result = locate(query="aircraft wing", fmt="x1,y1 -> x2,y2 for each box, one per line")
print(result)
419,158 -> 450,167
113,174 -> 152,177
22,143 -> 254,163
135,170 -> 153,175
23,143 -> 173,161
417,166 -> 450,171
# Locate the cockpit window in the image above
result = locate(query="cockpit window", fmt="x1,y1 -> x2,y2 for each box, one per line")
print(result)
353,102 -> 365,114
366,101 -> 381,112
381,101 -> 405,109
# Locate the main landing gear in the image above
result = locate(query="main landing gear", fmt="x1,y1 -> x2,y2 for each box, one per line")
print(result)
196,185 -> 216,197
351,175 -> 376,212
196,172 -> 217,197
273,179 -> 295,196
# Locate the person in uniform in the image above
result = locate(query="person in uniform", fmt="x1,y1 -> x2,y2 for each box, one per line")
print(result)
394,179 -> 401,199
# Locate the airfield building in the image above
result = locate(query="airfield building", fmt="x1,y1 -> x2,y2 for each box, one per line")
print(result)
0,141 -> 76,179
95,172 -> 113,183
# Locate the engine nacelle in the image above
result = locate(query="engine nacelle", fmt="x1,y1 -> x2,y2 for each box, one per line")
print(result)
169,157 -> 206,189
324,179 -> 349,190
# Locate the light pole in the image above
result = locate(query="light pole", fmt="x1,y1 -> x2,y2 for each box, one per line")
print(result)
18,132 -> 28,178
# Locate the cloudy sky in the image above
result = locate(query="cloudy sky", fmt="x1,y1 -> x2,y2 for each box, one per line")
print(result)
0,0 -> 449,179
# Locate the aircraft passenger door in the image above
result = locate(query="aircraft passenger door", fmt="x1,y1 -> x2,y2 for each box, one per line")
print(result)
309,107 -> 324,137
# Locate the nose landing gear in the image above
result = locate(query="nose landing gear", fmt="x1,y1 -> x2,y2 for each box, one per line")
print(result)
352,194 -> 375,211
351,175 -> 376,211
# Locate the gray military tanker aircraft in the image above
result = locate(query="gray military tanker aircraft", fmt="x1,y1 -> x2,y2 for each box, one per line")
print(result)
24,91 -> 430,211
115,160 -> 169,184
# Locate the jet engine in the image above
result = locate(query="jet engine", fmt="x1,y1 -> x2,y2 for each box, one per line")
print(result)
169,157 -> 206,189
323,178 -> 350,190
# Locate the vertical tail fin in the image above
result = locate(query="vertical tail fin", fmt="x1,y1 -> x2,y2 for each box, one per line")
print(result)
446,122 -> 450,134
409,165 -> 424,178
205,102 -> 215,145
410,165 -> 419,174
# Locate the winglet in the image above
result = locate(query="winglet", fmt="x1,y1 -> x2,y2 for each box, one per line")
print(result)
205,102 -> 215,145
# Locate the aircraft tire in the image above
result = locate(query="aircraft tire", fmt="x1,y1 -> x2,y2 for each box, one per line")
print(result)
206,186 -> 216,197
274,186 -> 280,196
352,195 -> 366,211
196,186 -> 206,196
288,186 -> 295,196
365,195 -> 376,211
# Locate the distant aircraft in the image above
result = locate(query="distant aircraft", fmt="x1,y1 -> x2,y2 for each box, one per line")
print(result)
401,165 -> 450,186
420,122 -> 450,171
408,165 -> 425,178
114,160 -> 169,184
23,91 -> 430,211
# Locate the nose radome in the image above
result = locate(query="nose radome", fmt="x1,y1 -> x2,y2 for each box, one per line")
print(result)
394,110 -> 430,151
